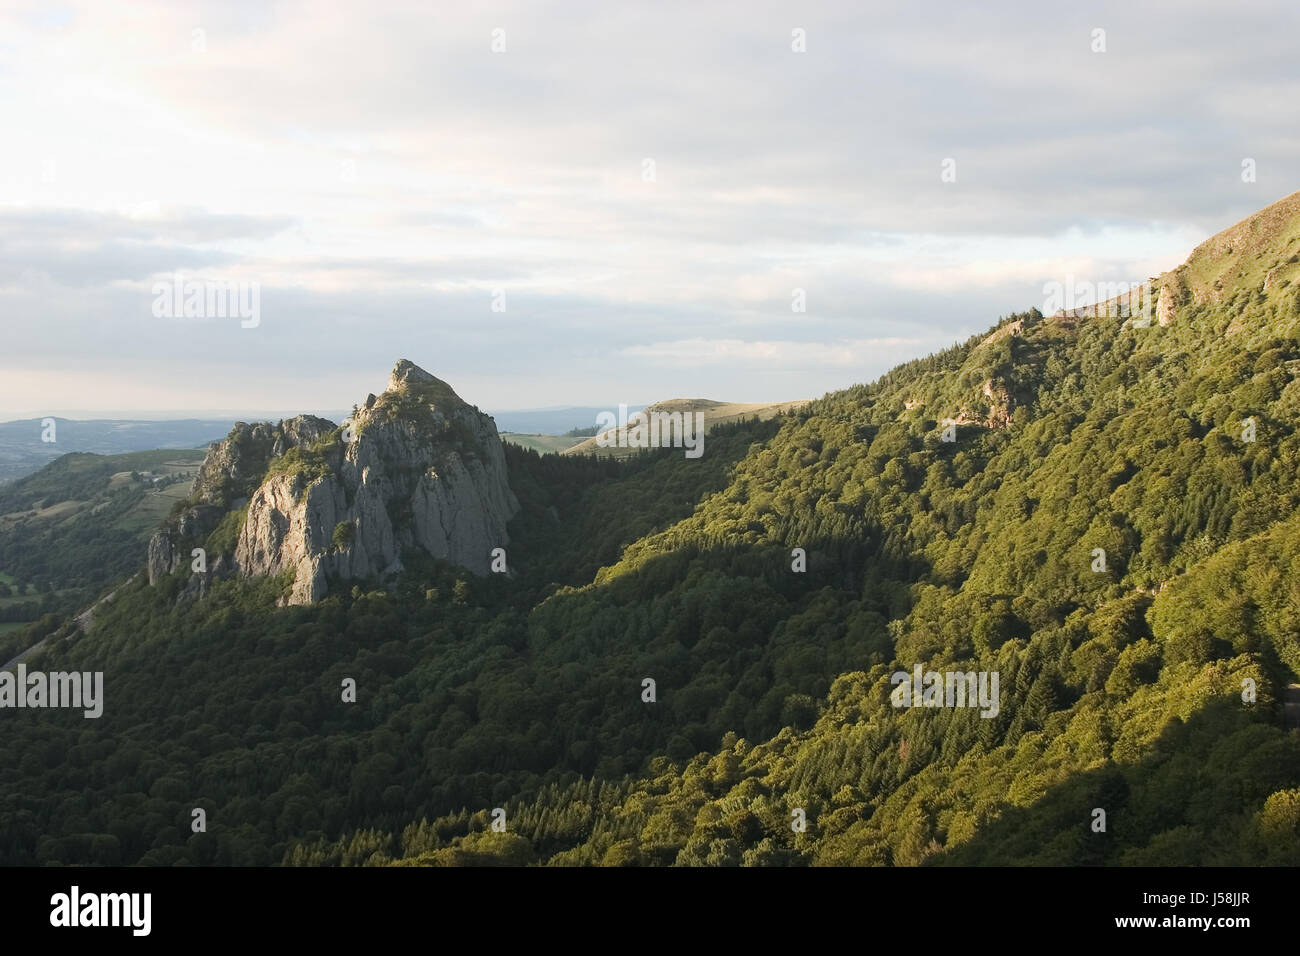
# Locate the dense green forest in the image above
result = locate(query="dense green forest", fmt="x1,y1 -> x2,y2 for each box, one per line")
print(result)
5,209 -> 1300,866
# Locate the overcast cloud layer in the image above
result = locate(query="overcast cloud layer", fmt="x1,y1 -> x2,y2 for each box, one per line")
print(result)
1,0 -> 1298,417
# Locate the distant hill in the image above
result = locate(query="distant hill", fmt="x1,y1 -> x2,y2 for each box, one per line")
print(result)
563,398 -> 810,457
0,407 -> 672,480
0,418 -> 233,484
500,433 -> 581,455
486,406 -> 645,436
0,449 -> 205,643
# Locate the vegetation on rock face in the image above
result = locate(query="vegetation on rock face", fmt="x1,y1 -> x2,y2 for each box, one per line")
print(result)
261,430 -> 343,488
332,521 -> 356,551
205,507 -> 249,559
6,196 -> 1300,867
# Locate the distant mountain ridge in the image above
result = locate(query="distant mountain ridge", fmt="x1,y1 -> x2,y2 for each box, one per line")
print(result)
0,418 -> 232,484
563,398 -> 810,457
0,406 -> 647,484
488,406 -> 646,436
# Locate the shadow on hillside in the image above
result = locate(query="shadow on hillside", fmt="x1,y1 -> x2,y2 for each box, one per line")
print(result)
925,695 -> 1300,866
502,417 -> 789,589
484,519 -> 928,778
5,414 -> 942,865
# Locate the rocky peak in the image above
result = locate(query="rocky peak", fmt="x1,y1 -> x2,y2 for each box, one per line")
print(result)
372,359 -> 472,420
388,358 -> 439,392
149,361 -> 519,606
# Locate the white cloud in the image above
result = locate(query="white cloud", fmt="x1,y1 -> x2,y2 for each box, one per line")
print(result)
620,337 -> 936,369
0,0 -> 1297,413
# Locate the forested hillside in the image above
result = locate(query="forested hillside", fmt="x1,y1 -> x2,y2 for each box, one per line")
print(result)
5,194 -> 1300,867
0,450 -> 203,651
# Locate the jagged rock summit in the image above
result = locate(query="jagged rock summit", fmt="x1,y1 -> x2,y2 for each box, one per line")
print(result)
389,358 -> 435,389
148,360 -> 519,605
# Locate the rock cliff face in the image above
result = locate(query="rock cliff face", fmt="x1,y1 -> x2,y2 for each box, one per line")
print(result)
150,360 -> 519,605
146,414 -> 334,586
1156,283 -> 1177,327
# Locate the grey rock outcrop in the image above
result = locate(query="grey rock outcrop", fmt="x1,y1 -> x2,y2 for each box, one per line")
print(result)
146,415 -> 336,585
1156,284 -> 1177,327
145,501 -> 229,584
192,415 -> 336,505
231,360 -> 519,604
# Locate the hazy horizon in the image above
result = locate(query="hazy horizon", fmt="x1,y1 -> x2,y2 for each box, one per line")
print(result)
0,401 -> 654,424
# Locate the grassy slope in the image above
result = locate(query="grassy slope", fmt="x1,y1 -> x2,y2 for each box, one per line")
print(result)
0,449 -> 205,618
501,433 -> 579,455
563,399 -> 809,458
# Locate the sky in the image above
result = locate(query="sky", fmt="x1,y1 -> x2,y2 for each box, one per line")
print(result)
1,0 -> 1298,419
